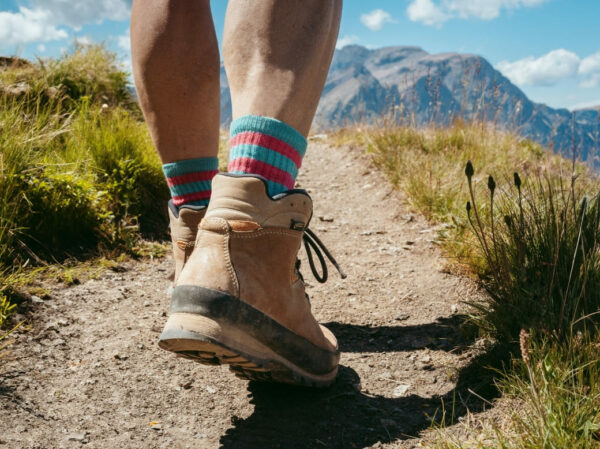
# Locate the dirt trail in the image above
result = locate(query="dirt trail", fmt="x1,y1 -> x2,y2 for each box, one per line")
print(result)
1,142 -> 488,449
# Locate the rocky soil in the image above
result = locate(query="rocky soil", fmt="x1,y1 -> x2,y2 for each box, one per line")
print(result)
0,142 -> 494,448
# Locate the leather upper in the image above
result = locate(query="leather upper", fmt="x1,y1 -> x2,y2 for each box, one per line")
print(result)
169,205 -> 206,285
176,174 -> 338,354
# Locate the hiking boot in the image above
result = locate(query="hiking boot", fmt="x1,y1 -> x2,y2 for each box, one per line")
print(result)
159,174 -> 344,387
167,200 -> 206,288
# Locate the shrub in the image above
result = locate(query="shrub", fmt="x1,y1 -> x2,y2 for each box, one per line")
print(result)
16,170 -> 105,261
0,43 -> 134,114
0,46 -> 168,274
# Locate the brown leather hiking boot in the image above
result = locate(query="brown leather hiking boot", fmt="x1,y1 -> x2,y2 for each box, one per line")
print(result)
167,200 -> 206,287
159,174 -> 344,387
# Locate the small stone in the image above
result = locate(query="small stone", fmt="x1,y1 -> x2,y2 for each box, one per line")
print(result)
392,384 -> 410,397
395,313 -> 410,321
31,295 -> 43,303
451,304 -> 458,313
318,215 -> 334,222
113,352 -> 128,360
418,362 -> 434,371
206,385 -> 216,394
68,433 -> 87,442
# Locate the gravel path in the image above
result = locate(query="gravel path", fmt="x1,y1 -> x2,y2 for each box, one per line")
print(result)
1,142 -> 488,449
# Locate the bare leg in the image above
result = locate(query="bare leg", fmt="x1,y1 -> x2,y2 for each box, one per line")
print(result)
130,0 -> 220,163
223,0 -> 342,137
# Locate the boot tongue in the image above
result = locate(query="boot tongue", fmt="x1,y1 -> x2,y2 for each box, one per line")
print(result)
205,174 -> 312,228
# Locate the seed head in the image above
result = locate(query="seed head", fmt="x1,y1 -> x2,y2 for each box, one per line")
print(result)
504,215 -> 512,227
514,172 -> 522,189
519,329 -> 531,366
465,161 -> 474,179
488,175 -> 496,193
466,201 -> 471,214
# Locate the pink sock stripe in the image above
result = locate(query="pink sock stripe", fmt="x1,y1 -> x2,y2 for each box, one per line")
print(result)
166,170 -> 219,187
230,132 -> 303,169
228,158 -> 295,190
172,190 -> 212,206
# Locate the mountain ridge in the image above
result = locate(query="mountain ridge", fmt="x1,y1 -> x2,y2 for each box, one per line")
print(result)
219,45 -> 599,162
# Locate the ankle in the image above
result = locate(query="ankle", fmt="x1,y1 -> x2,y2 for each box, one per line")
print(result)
227,115 -> 307,197
162,157 -> 219,207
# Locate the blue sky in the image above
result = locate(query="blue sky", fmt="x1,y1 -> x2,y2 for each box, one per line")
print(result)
1,0 -> 599,110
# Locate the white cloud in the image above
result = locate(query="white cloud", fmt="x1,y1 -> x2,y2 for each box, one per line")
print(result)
37,43 -> 46,52
496,49 -> 580,86
580,52 -> 600,75
407,0 -> 448,27
74,36 -> 93,46
0,1 -> 131,50
360,9 -> 396,31
118,28 -> 131,52
571,99 -> 600,110
0,7 -> 67,45
578,51 -> 600,87
29,0 -> 131,30
336,35 -> 359,49
407,0 -> 548,26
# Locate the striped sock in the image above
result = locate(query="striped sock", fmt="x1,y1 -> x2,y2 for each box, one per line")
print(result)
162,157 -> 219,207
228,115 -> 307,197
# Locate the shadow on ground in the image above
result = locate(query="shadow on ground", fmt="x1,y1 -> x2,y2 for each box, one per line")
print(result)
327,315 -> 471,354
219,319 -> 508,449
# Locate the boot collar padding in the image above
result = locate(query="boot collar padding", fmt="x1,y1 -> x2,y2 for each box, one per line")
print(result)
205,174 -> 313,228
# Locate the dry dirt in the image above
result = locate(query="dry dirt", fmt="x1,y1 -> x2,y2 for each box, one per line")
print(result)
1,142 -> 497,448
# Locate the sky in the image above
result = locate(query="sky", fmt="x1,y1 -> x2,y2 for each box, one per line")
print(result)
1,0 -> 599,111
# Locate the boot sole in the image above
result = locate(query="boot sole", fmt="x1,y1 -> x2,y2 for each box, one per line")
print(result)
158,286 -> 339,388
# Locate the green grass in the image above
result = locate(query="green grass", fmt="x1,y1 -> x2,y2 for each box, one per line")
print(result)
332,123 -> 600,448
0,44 -> 169,329
0,44 -> 231,333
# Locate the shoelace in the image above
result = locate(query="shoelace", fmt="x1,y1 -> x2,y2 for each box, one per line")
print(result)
301,228 -> 347,283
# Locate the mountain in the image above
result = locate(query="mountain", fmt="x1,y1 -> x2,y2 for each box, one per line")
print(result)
219,45 -> 600,162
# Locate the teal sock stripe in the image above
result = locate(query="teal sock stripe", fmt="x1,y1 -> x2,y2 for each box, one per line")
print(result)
230,115 -> 307,155
162,157 -> 219,207
167,180 -> 212,195
162,157 -> 219,177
